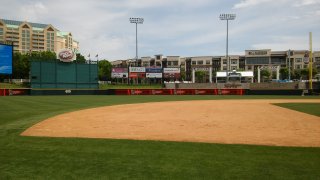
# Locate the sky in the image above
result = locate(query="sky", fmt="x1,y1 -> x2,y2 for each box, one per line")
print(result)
1,0 -> 320,61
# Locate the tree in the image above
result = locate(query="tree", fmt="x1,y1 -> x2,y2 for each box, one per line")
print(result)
195,71 -> 206,83
98,60 -> 112,81
75,53 -> 86,63
293,68 -> 318,80
180,70 -> 186,81
260,69 -> 270,82
280,68 -> 289,80
12,52 -> 30,79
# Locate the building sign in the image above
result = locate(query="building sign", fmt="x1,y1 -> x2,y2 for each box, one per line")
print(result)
246,50 -> 271,56
57,49 -> 76,62
146,68 -> 162,73
129,67 -> 145,72
163,73 -> 180,79
129,72 -> 146,78
145,68 -> 162,78
0,44 -> 13,74
163,68 -> 180,73
111,68 -> 128,78
194,67 -> 210,71
146,73 -> 162,78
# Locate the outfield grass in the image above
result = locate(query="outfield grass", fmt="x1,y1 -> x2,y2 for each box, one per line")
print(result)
274,103 -> 320,117
0,95 -> 320,179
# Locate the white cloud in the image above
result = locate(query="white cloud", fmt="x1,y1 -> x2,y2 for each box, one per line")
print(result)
251,36 -> 320,51
233,0 -> 273,9
0,0 -> 319,60
293,0 -> 320,7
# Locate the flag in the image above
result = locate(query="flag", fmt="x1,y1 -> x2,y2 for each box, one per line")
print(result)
95,54 -> 98,58
88,54 -> 90,58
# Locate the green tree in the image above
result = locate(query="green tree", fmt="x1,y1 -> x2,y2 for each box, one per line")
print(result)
98,60 -> 112,81
195,71 -> 206,83
12,52 -> 30,79
39,51 -> 56,61
280,68 -> 289,80
260,69 -> 270,82
75,53 -> 86,63
180,70 -> 186,81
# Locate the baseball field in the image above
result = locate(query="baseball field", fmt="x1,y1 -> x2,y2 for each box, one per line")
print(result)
1,95 -> 320,179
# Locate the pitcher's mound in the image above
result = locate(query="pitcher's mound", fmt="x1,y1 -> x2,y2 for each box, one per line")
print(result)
21,99 -> 320,147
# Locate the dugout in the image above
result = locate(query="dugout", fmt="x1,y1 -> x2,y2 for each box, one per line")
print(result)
30,60 -> 98,89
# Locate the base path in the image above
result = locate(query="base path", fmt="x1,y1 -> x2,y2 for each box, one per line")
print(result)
22,99 -> 320,147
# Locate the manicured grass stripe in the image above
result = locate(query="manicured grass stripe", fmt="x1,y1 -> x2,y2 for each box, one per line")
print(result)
274,103 -> 320,117
0,95 -> 320,179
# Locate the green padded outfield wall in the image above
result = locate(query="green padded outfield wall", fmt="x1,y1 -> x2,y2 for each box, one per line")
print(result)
31,60 -> 98,89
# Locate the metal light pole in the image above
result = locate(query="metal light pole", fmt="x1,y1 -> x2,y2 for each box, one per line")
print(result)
220,13 -> 236,82
129,17 -> 144,65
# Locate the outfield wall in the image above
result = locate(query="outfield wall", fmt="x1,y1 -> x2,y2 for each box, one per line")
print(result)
31,61 -> 98,89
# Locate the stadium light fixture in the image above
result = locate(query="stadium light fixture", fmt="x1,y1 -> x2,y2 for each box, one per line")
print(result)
220,13 -> 236,82
129,17 -> 144,64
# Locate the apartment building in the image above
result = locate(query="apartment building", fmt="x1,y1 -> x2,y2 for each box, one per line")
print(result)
111,49 -> 320,77
0,19 -> 79,54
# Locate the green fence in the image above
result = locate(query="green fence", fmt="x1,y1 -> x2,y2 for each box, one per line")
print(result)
31,60 -> 98,89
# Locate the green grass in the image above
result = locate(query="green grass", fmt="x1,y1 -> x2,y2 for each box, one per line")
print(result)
99,83 -> 162,89
274,103 -> 320,117
0,95 -> 320,179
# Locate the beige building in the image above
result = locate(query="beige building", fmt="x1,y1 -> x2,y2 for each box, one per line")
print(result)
0,19 -> 79,54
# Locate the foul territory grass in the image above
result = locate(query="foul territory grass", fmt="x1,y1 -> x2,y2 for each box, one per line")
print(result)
0,96 -> 320,179
274,103 -> 320,117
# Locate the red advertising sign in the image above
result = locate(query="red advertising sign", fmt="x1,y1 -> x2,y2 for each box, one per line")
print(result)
129,72 -> 146,78
163,73 -> 180,78
112,68 -> 128,73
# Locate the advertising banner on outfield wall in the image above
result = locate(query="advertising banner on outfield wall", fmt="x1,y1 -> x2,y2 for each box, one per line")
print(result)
129,67 -> 146,73
111,68 -> 128,78
163,73 -> 180,79
146,73 -> 162,78
163,68 -> 180,73
129,72 -> 146,78
146,68 -> 162,73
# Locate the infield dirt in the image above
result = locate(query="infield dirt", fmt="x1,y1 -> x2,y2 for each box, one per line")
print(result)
22,99 -> 320,147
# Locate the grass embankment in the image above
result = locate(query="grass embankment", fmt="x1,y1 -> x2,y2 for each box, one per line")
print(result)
0,96 -> 320,179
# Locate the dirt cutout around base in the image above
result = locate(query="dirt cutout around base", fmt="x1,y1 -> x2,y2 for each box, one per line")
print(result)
22,99 -> 320,147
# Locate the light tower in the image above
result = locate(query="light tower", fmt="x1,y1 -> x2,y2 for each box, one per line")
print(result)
129,17 -> 144,65
219,13 -> 236,82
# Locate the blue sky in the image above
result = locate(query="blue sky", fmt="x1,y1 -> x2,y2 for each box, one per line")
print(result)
1,0 -> 319,61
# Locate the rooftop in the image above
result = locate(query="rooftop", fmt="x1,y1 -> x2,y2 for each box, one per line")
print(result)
1,19 -> 49,29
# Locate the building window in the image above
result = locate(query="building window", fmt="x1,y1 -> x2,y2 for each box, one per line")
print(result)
295,58 -> 302,63
223,67 -> 227,70
231,66 -> 237,70
206,60 -> 210,65
223,60 -> 227,64
295,65 -> 301,69
168,61 -> 172,66
192,61 -> 196,65
231,59 -> 237,64
315,57 -> 320,62
246,57 -> 269,64
197,60 -> 203,65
